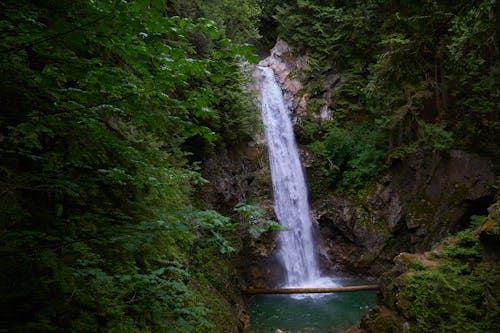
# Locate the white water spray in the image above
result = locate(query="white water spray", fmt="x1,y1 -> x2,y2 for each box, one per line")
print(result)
258,66 -> 337,291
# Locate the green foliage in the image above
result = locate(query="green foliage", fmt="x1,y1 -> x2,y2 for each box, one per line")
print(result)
275,0 -> 499,189
254,0 -> 282,49
0,0 -> 260,331
442,229 -> 482,261
309,124 -> 385,191
470,214 -> 488,228
388,122 -> 454,160
404,223 -> 500,332
412,260 -> 426,272
187,210 -> 236,254
234,203 -> 285,237
274,0 -> 378,71
166,0 -> 262,44
445,0 -> 500,151
405,262 -> 499,332
197,0 -> 262,44
420,123 -> 454,152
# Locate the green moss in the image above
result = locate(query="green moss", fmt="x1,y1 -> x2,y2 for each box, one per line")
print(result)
189,247 -> 244,333
479,203 -> 500,236
364,307 -> 405,332
407,196 -> 437,227
357,182 -> 379,202
306,167 -> 337,198
412,259 -> 426,271
402,220 -> 500,332
372,210 -> 500,332
405,261 -> 499,332
374,219 -> 390,233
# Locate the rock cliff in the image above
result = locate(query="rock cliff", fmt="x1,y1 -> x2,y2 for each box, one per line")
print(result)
200,141 -> 283,289
254,39 -> 497,278
315,149 -> 495,275
202,39 -> 496,293
352,202 -> 500,332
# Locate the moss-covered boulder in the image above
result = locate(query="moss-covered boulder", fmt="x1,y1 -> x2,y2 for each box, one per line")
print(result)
353,202 -> 500,332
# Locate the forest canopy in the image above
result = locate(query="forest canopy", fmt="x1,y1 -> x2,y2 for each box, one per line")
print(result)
273,0 -> 499,191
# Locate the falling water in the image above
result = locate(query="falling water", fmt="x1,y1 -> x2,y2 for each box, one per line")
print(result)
258,66 -> 323,288
251,68 -> 372,330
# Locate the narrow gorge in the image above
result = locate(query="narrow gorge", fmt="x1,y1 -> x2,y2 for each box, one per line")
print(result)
245,38 -> 497,278
1,1 -> 498,332
239,37 -> 498,332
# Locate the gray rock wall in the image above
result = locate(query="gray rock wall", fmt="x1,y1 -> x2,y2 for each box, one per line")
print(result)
253,39 -> 496,277
203,39 -> 496,289
313,150 -> 495,275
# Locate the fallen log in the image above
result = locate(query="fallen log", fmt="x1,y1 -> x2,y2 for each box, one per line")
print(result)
245,284 -> 378,295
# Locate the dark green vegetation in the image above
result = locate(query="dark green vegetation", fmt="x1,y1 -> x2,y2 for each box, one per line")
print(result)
1,0 -> 499,332
362,206 -> 500,332
0,0 -> 261,331
273,0 -> 499,191
405,217 -> 499,332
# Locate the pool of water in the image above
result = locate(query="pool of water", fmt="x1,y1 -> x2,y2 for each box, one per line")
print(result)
246,280 -> 377,333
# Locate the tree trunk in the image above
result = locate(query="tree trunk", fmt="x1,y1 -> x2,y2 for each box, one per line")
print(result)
245,284 -> 379,295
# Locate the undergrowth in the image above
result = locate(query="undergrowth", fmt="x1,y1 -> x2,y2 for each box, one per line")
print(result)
404,215 -> 500,332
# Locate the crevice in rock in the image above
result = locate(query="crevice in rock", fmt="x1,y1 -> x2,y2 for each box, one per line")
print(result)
458,195 -> 494,229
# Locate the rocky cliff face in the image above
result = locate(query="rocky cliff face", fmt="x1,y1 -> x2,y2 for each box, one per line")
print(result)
255,39 -> 497,278
201,142 -> 264,212
200,140 -> 284,289
198,143 -> 267,330
203,39 -> 496,294
315,149 -> 495,275
352,202 -> 500,333
258,39 -> 307,122
258,38 -> 338,125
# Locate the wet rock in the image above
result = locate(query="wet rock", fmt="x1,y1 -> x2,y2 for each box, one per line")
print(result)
312,150 -> 495,275
200,140 -> 280,288
313,192 -> 407,275
258,39 -> 307,120
257,38 -> 342,129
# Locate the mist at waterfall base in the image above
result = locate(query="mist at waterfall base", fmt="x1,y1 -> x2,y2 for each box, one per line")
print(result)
251,67 -> 376,332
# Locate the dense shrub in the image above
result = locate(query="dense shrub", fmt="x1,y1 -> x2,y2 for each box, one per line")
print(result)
0,0 -> 260,331
274,0 -> 499,191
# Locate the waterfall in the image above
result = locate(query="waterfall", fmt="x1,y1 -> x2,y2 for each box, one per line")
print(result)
258,66 -> 322,288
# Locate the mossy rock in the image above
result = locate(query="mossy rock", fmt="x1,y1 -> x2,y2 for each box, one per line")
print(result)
406,197 -> 436,227
479,202 -> 500,237
478,201 -> 500,261
361,306 -> 406,333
